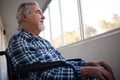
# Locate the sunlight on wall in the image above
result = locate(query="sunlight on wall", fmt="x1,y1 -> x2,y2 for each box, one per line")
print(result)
0,15 -> 8,80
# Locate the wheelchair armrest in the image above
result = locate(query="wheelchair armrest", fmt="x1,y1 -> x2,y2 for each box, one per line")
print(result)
0,51 -> 6,55
67,58 -> 82,61
15,58 -> 82,74
16,61 -> 68,74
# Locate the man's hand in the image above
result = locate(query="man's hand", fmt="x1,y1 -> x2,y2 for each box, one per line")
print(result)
87,61 -> 113,74
81,66 -> 114,80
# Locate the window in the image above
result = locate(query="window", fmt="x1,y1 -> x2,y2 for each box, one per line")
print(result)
49,0 -> 63,48
41,8 -> 51,43
81,0 -> 120,38
43,0 -> 120,48
60,0 -> 82,46
43,0 -> 82,48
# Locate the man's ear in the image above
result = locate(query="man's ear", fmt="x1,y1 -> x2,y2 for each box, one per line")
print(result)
21,14 -> 28,22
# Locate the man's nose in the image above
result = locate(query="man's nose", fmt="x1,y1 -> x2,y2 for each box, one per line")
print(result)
41,14 -> 45,19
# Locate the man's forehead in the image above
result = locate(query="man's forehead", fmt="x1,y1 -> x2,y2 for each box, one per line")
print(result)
30,4 -> 42,12
38,7 -> 42,12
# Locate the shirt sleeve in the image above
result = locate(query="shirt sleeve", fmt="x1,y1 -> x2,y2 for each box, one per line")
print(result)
40,66 -> 81,80
40,66 -> 98,80
39,56 -> 87,80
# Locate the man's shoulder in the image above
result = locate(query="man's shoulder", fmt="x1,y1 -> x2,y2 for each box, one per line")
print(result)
9,30 -> 35,44
9,31 -> 25,42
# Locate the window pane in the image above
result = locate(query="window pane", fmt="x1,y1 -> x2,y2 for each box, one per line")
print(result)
61,0 -> 82,45
49,0 -> 62,48
43,8 -> 51,43
81,0 -> 120,38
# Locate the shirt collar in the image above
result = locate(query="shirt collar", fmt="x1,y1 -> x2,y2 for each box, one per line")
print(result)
21,29 -> 41,41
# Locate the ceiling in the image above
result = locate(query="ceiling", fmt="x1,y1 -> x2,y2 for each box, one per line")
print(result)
0,0 -> 51,41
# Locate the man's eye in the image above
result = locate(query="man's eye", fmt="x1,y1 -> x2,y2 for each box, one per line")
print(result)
37,11 -> 42,14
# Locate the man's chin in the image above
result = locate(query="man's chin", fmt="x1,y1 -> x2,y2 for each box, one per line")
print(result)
39,25 -> 45,32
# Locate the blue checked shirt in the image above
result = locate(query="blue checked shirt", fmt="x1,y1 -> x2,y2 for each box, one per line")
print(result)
6,29 -> 98,80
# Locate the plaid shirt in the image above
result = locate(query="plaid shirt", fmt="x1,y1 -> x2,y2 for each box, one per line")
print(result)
6,29 -> 97,80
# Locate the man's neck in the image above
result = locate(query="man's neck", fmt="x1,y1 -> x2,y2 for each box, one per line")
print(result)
22,24 -> 40,37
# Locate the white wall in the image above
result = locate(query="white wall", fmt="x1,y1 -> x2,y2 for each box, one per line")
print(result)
58,28 -> 120,80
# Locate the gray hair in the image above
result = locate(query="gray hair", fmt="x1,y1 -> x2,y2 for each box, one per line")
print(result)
16,1 -> 39,30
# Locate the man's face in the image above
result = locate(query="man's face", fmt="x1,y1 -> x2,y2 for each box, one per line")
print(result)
27,5 -> 45,32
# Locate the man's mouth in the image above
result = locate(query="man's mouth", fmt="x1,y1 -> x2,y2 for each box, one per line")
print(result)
40,21 -> 44,23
